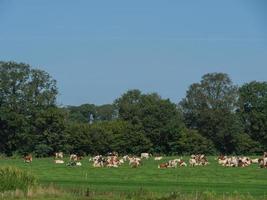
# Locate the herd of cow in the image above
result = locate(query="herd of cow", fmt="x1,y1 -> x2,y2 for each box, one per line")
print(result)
23,152 -> 267,169
217,153 -> 267,168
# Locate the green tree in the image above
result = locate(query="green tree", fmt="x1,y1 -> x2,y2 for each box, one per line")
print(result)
66,104 -> 96,123
0,61 -> 58,155
180,73 -> 243,154
115,90 -> 185,154
238,81 -> 267,151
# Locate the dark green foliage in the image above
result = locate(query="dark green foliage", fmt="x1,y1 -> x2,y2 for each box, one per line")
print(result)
238,81 -> 267,151
115,90 -> 185,154
66,103 -> 116,123
0,61 -> 60,156
170,129 -> 216,155
0,61 -> 266,156
180,73 -> 251,154
65,120 -> 151,155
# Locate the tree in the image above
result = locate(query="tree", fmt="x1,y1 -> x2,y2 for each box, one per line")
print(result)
95,104 -> 117,121
238,81 -> 267,151
115,90 -> 185,154
0,61 -> 58,155
170,129 -> 216,155
66,104 -> 96,123
180,73 -> 243,154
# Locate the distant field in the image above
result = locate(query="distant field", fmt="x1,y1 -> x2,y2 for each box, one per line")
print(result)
0,156 -> 266,199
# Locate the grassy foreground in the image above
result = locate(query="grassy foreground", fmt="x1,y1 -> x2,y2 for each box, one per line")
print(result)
0,156 -> 266,199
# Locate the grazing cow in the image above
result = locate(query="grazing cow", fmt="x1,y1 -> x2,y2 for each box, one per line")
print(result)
24,154 -> 32,163
54,159 -> 64,164
154,156 -> 163,161
55,152 -> 63,159
141,153 -> 151,159
158,162 -> 169,169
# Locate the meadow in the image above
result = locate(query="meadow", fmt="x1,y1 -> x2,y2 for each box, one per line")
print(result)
0,156 -> 266,200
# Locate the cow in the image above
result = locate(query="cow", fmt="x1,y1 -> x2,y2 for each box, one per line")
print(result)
131,161 -> 140,168
158,162 -> 169,169
70,154 -> 78,161
189,158 -> 197,167
92,155 -> 105,167
24,154 -> 32,163
141,153 -> 151,159
123,155 -> 129,161
54,159 -> 64,164
55,152 -> 63,159
128,157 -> 141,168
119,159 -> 124,165
154,156 -> 163,161
178,160 -> 187,167
251,158 -> 259,164
106,156 -> 120,167
129,157 -> 141,166
218,156 -> 253,168
190,154 -> 209,166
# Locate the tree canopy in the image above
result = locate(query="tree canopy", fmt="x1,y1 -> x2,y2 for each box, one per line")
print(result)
0,62 -> 266,156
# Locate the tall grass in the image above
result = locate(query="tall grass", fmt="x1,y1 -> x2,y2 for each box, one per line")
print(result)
0,166 -> 37,192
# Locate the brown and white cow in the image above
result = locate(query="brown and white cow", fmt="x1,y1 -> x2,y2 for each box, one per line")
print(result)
24,154 -> 32,163
55,152 -> 63,159
158,162 -> 169,169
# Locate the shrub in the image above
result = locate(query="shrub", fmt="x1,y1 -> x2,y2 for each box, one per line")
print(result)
0,166 -> 37,192
34,144 -> 53,157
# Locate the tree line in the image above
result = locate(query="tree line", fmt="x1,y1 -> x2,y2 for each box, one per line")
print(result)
0,61 -> 266,156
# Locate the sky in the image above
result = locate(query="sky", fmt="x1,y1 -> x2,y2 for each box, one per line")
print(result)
0,0 -> 266,106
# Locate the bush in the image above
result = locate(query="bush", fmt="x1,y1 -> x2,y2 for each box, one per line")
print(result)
0,166 -> 37,192
34,144 -> 53,157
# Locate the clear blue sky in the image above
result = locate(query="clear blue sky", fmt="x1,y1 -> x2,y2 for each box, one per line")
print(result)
0,0 -> 266,106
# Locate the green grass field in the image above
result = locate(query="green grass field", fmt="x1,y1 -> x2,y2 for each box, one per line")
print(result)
0,156 -> 266,199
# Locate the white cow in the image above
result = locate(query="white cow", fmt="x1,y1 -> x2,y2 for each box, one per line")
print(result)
141,153 -> 150,159
54,159 -> 64,164
154,156 -> 163,161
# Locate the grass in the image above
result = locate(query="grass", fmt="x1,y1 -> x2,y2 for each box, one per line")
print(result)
0,156 -> 266,199
0,166 -> 37,192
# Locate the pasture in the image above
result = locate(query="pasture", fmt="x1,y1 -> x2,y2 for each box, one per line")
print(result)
0,156 -> 267,199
